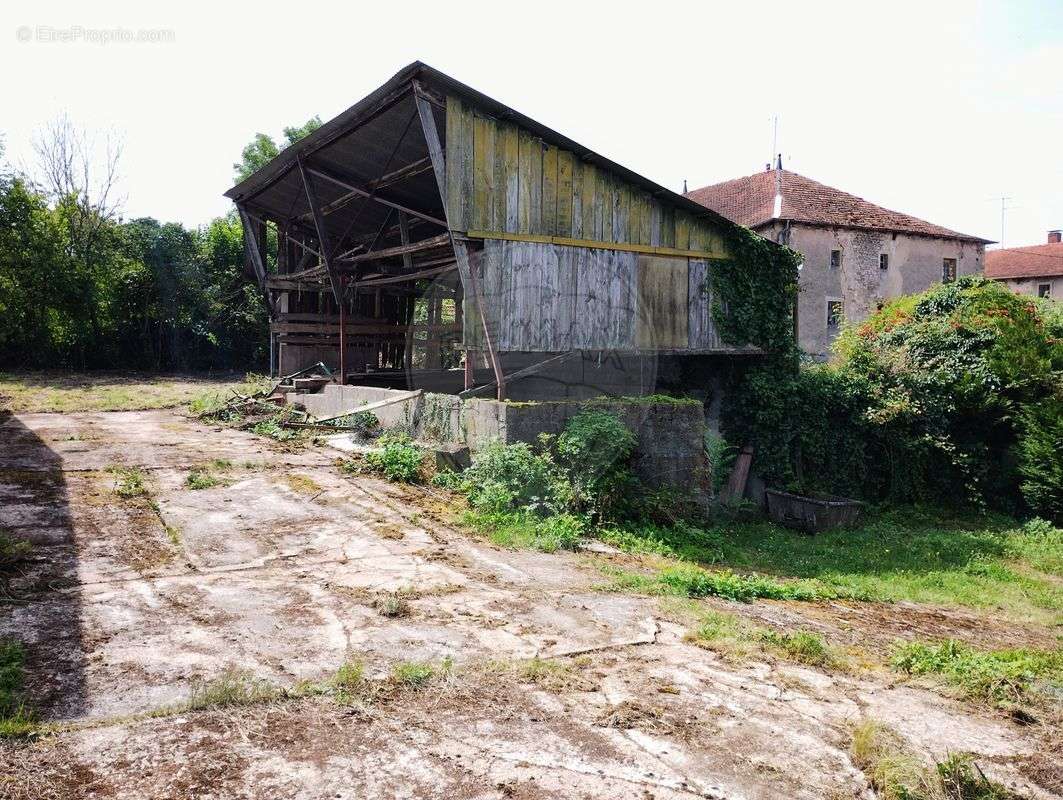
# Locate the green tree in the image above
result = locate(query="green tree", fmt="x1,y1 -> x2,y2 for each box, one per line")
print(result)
233,116 -> 322,182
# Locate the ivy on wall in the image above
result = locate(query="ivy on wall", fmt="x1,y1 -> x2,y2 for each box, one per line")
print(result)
709,224 -> 802,353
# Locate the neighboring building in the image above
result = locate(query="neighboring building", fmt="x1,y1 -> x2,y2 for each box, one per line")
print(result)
686,165 -> 993,357
225,62 -> 784,401
984,231 -> 1063,300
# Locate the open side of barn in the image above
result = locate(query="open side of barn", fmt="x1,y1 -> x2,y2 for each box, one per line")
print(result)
224,61 -> 768,403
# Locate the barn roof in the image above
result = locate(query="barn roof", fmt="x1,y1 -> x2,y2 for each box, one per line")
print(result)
225,61 -> 737,236
685,169 -> 992,244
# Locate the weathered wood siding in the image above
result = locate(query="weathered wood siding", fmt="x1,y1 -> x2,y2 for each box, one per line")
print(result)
445,95 -> 730,258
466,240 -> 727,352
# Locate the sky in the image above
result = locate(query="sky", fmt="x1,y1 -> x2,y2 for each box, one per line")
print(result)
2,0 -> 1060,249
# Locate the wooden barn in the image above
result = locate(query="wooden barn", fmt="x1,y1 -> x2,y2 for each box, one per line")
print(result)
225,62 -> 767,400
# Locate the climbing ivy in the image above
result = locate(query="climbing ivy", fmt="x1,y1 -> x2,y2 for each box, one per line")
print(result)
709,225 -> 802,353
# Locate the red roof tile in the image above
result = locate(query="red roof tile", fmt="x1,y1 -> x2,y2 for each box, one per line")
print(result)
985,242 -> 1063,279
685,169 -> 991,243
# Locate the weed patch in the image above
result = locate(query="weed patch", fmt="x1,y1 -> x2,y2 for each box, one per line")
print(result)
0,640 -> 36,739
391,658 -> 449,688
462,508 -> 584,553
363,434 -> 425,483
108,466 -> 148,498
0,531 -> 31,570
186,669 -> 283,711
849,719 -> 1021,799
892,639 -> 1063,709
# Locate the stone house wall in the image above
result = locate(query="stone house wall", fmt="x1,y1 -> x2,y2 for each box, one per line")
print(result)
759,222 -> 984,357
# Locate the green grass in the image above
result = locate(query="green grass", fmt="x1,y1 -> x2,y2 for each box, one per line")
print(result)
601,509 -> 1063,623
185,668 -> 283,711
602,562 -> 850,602
185,459 -> 233,490
850,719 -> 1021,799
0,530 -> 32,569
892,639 -> 1063,708
463,509 -> 584,553
0,371 -> 253,414
108,466 -> 148,498
686,608 -> 843,667
391,660 -> 438,687
186,374 -> 273,416
0,640 -> 36,739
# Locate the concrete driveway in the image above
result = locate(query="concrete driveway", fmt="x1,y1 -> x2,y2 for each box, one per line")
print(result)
0,409 -> 1055,799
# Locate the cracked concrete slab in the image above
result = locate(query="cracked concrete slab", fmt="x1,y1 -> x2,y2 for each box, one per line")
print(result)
0,408 -> 1058,800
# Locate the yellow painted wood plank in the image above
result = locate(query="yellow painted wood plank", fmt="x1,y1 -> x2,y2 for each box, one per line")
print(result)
501,123 -> 519,232
472,113 -> 490,232
581,161 -> 595,239
541,144 -> 558,236
490,119 -> 505,232
464,230 -> 730,260
674,212 -> 690,251
557,149 -> 573,237
517,129 -> 533,234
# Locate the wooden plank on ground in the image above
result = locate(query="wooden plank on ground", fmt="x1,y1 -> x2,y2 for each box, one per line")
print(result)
313,389 -> 423,424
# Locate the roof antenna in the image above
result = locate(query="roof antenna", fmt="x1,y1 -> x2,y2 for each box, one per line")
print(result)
770,114 -> 779,170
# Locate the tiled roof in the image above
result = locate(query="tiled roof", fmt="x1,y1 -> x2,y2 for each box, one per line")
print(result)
685,169 -> 992,243
985,242 -> 1063,279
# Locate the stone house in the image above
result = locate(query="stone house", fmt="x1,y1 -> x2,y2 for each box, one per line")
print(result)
984,231 -> 1063,300
686,165 -> 992,357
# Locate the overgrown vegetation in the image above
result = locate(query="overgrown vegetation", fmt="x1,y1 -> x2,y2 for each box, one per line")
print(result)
850,719 -> 1022,800
185,459 -> 232,490
725,277 -> 1063,521
686,607 -> 843,667
711,224 -> 802,352
599,509 -> 1062,623
362,433 -> 425,483
892,639 -> 1063,709
0,116 -> 327,372
108,465 -> 148,498
0,639 -> 35,739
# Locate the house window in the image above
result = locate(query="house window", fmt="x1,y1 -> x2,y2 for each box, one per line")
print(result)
942,258 -> 957,283
1039,283 -> 1052,298
830,249 -> 841,269
879,253 -> 889,270
826,299 -> 844,328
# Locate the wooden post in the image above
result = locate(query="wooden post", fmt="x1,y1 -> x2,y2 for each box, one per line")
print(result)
464,349 -> 475,390
338,277 -> 346,384
413,84 -> 505,400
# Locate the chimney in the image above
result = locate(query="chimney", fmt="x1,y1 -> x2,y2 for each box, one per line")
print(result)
683,179 -> 688,194
775,153 -> 783,170
1049,230 -> 1062,244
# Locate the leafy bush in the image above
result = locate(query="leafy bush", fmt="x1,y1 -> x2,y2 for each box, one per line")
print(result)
725,276 -> 1063,516
703,431 -> 737,495
463,508 -> 585,552
556,411 -> 637,519
1016,398 -> 1063,523
458,440 -> 563,514
363,434 -> 424,483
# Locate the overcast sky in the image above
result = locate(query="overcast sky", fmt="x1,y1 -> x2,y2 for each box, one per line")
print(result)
3,0 -> 1060,249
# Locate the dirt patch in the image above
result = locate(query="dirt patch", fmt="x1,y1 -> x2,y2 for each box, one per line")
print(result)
713,596 -> 1057,657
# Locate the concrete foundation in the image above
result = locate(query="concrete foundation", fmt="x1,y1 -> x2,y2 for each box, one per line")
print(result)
288,384 -> 709,493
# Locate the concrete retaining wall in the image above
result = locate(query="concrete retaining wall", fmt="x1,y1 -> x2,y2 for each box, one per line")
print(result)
289,385 -> 708,493
463,398 -> 709,491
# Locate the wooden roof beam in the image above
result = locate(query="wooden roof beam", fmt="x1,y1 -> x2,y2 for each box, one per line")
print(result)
303,163 -> 447,229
